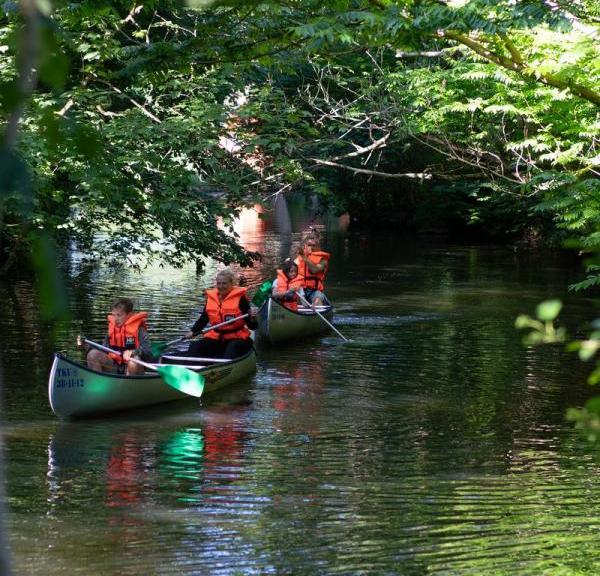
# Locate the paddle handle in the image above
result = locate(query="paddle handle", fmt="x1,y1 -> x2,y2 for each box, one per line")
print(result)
297,294 -> 349,342
197,313 -> 250,335
83,338 -> 154,371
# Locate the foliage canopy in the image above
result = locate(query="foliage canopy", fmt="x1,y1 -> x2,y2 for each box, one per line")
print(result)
0,0 -> 598,273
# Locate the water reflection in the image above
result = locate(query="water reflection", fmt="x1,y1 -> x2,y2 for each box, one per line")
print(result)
159,428 -> 204,483
5,195 -> 600,575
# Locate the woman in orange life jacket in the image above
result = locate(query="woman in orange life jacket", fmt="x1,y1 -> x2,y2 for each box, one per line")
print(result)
294,232 -> 330,306
184,269 -> 258,359
84,297 -> 152,376
271,258 -> 305,311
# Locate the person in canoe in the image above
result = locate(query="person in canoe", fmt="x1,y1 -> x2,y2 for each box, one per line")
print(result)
184,268 -> 257,359
295,232 -> 330,306
79,297 -> 153,375
271,258 -> 305,311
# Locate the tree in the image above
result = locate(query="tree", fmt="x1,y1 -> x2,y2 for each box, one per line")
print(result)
1,0 -> 599,270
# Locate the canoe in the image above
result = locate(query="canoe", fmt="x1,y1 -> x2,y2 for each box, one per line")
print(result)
48,348 -> 257,419
256,297 -> 334,344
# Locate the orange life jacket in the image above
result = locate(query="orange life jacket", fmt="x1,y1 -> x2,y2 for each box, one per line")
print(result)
107,311 -> 148,364
295,251 -> 330,291
275,269 -> 305,311
203,287 -> 251,341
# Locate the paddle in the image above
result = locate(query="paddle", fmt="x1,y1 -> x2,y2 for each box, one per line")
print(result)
150,336 -> 185,356
151,281 -> 274,355
251,280 -> 273,307
82,338 -> 205,398
151,314 -> 250,356
297,293 -> 349,342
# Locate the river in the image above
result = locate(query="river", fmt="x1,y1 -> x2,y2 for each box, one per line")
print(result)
2,197 -> 600,575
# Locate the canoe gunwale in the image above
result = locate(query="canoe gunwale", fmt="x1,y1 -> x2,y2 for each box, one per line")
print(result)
52,352 -> 159,380
53,348 -> 255,377
264,297 -> 333,318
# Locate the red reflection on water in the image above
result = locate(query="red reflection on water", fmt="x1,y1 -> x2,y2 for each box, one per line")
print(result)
272,355 -> 325,436
202,408 -> 245,480
105,434 -> 147,508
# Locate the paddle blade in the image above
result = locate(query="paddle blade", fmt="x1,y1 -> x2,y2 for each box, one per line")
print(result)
156,365 -> 205,398
151,336 -> 185,357
151,341 -> 168,357
251,280 -> 273,307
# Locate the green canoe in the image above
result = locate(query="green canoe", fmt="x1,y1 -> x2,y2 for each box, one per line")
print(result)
256,297 -> 334,344
48,349 -> 257,419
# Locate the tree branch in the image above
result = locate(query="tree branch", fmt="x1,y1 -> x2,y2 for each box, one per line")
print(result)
95,80 -> 162,123
331,132 -> 390,161
416,134 -> 524,184
310,158 -> 432,179
442,30 -> 600,107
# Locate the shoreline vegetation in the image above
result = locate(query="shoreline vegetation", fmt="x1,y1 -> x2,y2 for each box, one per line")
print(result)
0,1 -> 598,275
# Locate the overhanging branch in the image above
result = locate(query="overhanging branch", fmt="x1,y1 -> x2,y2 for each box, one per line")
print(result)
310,158 -> 432,179
442,30 -> 600,107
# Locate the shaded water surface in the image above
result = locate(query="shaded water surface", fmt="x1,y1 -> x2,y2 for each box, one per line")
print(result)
2,205 -> 600,575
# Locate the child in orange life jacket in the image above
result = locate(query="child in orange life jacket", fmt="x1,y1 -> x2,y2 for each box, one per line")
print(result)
84,298 -> 152,375
184,269 -> 258,359
294,232 -> 330,306
272,258 -> 305,311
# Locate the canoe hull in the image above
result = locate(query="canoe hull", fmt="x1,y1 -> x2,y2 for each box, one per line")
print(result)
49,350 -> 257,419
257,298 -> 334,344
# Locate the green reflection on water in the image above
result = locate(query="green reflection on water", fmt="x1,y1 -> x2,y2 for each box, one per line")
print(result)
160,428 -> 205,479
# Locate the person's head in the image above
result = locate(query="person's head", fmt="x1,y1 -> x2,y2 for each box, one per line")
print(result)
111,297 -> 134,326
281,258 -> 298,280
216,269 -> 235,297
302,233 -> 320,254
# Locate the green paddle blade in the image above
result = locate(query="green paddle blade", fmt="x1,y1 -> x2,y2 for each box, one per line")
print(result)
151,341 -> 168,357
156,365 -> 205,397
151,336 -> 185,357
251,280 -> 273,307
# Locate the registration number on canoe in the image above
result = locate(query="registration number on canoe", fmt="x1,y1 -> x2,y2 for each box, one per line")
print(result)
55,367 -> 84,388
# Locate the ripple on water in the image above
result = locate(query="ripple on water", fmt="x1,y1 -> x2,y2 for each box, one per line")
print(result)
5,236 -> 600,576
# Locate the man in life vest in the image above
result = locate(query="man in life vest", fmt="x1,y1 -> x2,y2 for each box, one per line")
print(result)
185,268 -> 258,359
295,232 -> 330,306
271,258 -> 305,311
83,297 -> 152,375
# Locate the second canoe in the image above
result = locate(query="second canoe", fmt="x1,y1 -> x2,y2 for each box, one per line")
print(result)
256,297 -> 333,344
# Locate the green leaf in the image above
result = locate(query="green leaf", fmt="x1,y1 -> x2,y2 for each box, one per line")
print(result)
584,397 -> 600,414
515,314 -> 533,329
536,299 -> 562,321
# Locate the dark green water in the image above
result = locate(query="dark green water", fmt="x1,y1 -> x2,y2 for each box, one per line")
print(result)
2,205 -> 600,575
